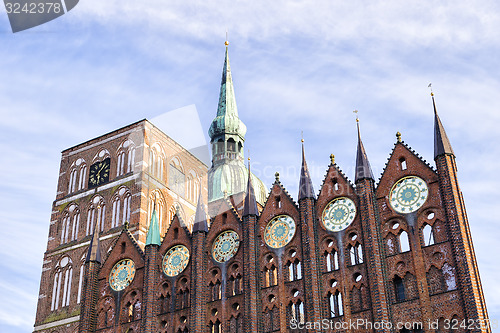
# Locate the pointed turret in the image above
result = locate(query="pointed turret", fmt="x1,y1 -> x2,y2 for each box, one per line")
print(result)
243,161 -> 259,216
86,221 -> 101,263
355,119 -> 374,183
145,202 -> 161,246
208,41 -> 247,143
432,93 -> 455,159
298,141 -> 315,200
193,184 -> 209,233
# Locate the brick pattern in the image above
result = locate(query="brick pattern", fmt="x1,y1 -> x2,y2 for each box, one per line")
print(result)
35,127 -> 490,333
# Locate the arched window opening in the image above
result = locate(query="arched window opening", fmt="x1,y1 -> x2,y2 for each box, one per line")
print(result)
399,157 -> 407,170
288,260 -> 302,281
332,178 -> 339,191
86,196 -> 106,235
442,263 -> 457,291
51,256 -> 73,311
324,250 -> 339,272
329,291 -> 343,317
422,224 -> 435,246
169,157 -> 185,197
210,281 -> 222,301
394,275 -> 405,302
399,231 -> 410,252
68,158 -> 87,194
290,301 -> 305,325
210,320 -> 221,333
227,138 -> 236,152
349,243 -> 363,265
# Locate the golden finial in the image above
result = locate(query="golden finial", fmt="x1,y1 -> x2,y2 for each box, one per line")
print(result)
275,172 -> 280,182
223,190 -> 228,198
428,83 -> 434,96
330,154 -> 335,165
225,30 -> 229,46
396,132 -> 402,143
301,131 -> 304,143
353,110 -> 359,122
124,220 -> 129,230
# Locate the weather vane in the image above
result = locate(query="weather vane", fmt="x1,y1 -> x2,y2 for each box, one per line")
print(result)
353,110 -> 359,122
428,83 -> 434,96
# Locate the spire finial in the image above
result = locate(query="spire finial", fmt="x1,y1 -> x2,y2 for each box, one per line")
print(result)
275,172 -> 280,182
432,85 -> 455,159
353,110 -> 359,122
298,139 -> 315,200
355,116 -> 374,183
396,131 -> 402,143
330,154 -> 335,165
225,30 -> 229,46
301,130 -> 304,143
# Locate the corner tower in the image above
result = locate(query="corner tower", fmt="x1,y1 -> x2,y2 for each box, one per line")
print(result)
432,93 -> 490,330
207,41 -> 267,209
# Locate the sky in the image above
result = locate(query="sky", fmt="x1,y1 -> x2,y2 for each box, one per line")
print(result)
1,0 -> 500,331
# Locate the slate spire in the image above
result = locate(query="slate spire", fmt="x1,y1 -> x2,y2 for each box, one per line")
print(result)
298,141 -> 315,200
193,183 -> 209,233
145,198 -> 161,246
243,160 -> 259,216
355,119 -> 374,183
432,92 -> 455,159
86,220 -> 101,263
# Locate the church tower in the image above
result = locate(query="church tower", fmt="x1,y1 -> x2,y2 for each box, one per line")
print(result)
207,41 -> 267,215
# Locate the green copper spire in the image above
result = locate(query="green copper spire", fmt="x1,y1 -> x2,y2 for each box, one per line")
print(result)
146,203 -> 161,246
208,42 -> 247,141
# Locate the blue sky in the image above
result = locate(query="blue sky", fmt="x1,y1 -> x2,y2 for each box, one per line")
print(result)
1,1 -> 499,331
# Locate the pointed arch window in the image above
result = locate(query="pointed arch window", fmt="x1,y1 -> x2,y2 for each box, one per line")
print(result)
148,191 -> 165,233
86,196 -> 106,235
210,320 -> 221,333
169,157 -> 185,197
422,224 -> 435,246
289,300 -> 305,325
60,204 -> 80,244
111,187 -> 131,228
328,291 -> 343,317
117,140 -> 136,177
325,250 -> 339,272
210,280 -> 222,301
394,275 -> 405,302
149,144 -> 164,180
159,282 -> 171,314
51,256 -> 73,311
348,243 -> 363,265
68,158 -> 87,194
288,260 -> 302,281
399,231 -> 410,252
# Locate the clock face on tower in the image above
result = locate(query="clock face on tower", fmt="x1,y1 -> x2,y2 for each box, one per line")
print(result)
162,245 -> 190,277
322,197 -> 357,232
212,230 -> 240,263
88,158 -> 111,188
264,215 -> 296,248
389,176 -> 428,214
109,259 -> 135,291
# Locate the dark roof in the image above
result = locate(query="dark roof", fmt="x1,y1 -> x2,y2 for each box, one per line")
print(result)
355,121 -> 374,183
85,222 -> 101,264
243,162 -> 259,216
298,143 -> 315,200
193,184 -> 209,233
433,95 -> 455,159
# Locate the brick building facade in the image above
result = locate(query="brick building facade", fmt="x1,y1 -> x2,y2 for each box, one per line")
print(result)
33,44 -> 489,332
